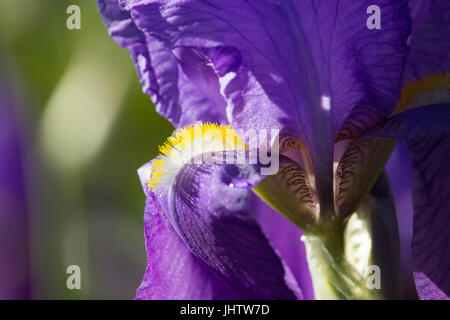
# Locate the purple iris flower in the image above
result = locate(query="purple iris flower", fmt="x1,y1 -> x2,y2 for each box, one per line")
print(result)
98,0 -> 449,300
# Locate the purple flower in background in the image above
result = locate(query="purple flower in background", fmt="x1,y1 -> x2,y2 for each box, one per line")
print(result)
98,0 -> 449,299
0,59 -> 31,299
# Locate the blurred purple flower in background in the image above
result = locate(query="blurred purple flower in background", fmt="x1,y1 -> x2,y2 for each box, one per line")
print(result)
0,58 -> 30,299
98,0 -> 449,299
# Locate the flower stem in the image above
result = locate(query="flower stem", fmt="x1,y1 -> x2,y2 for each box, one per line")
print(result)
302,235 -> 382,300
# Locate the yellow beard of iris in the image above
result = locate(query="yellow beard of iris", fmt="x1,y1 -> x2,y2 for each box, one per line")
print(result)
392,72 -> 450,115
149,123 -> 247,191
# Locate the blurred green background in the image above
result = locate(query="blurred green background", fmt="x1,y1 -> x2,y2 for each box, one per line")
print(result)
0,0 -> 173,298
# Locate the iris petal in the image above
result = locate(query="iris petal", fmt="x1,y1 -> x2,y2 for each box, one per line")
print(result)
117,0 -> 411,139
97,0 -> 228,126
165,153 -> 301,299
408,0 -> 431,33
363,104 -> 450,300
404,0 -> 450,83
386,143 -> 419,299
249,193 -> 316,300
137,154 -> 302,299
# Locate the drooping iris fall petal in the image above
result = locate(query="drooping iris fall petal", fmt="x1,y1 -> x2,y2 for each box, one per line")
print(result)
136,154 -> 302,299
